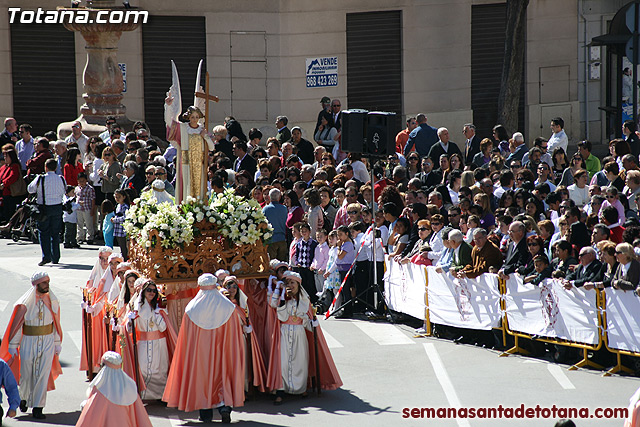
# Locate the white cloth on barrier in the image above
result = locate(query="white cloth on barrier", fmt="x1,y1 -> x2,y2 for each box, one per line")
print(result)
384,257 -> 427,320
426,267 -> 502,330
504,276 -> 599,345
604,288 -> 640,353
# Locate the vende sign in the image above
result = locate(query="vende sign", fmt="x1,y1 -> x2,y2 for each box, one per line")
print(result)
306,56 -> 338,88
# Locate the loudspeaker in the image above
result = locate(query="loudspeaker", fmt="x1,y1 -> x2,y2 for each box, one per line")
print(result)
365,112 -> 397,156
340,109 -> 368,153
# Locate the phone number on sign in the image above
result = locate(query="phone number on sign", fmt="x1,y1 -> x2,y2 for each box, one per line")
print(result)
306,74 -> 338,88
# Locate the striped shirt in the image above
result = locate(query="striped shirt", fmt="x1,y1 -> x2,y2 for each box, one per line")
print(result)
75,184 -> 95,212
27,172 -> 66,206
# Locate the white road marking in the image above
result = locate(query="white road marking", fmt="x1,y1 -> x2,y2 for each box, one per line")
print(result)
0,300 -> 8,312
321,330 -> 343,348
547,364 -> 576,390
67,330 -> 83,353
354,322 -> 415,346
423,343 -> 471,427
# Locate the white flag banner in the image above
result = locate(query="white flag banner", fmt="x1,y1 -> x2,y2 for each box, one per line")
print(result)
604,288 -> 640,353
426,267 -> 502,330
504,276 -> 599,345
384,257 -> 427,320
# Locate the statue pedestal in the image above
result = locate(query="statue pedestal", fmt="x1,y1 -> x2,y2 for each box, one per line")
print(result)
57,3 -> 140,139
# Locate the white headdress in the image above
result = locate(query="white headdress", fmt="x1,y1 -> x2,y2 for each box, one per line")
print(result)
151,179 -> 174,205
186,274 -> 235,330
87,351 -> 139,406
31,271 -> 49,285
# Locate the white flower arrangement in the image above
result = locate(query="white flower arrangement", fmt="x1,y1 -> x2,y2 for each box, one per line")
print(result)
124,190 -> 272,250
125,192 -> 194,249
210,188 -> 273,246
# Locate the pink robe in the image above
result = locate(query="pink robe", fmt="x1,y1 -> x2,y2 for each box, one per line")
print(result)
162,314 -> 245,412
232,303 -> 267,393
80,288 -> 109,373
75,388 -> 152,427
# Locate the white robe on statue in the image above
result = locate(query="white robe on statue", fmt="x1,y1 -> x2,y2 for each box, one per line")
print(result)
164,101 -> 214,204
134,301 -> 169,401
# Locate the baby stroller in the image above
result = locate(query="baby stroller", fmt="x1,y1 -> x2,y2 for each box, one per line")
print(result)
7,197 -> 39,243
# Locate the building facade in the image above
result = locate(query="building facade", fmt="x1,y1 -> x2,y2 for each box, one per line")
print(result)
0,0 -> 630,150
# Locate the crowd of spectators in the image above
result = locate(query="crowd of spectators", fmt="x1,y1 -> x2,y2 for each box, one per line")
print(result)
2,103 -> 640,318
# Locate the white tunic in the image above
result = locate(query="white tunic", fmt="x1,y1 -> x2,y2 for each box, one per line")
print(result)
276,297 -> 311,394
10,296 -> 61,408
134,301 -> 169,400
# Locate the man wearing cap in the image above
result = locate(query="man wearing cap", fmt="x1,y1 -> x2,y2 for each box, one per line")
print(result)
315,96 -> 332,136
76,351 -> 152,426
163,273 -> 244,424
291,126 -> 314,165
0,271 -> 63,420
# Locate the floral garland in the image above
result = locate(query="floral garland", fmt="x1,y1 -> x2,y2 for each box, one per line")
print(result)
123,189 -> 273,249
209,188 -> 273,245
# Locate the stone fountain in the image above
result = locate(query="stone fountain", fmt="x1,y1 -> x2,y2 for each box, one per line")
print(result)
57,0 -> 141,139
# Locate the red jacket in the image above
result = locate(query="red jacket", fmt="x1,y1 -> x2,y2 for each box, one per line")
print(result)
63,162 -> 85,186
0,163 -> 20,196
26,149 -> 52,176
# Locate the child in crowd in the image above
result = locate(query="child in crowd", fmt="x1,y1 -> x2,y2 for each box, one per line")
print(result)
63,185 -> 80,248
111,189 -> 130,261
322,230 -> 342,312
75,172 -> 96,245
101,199 -> 115,249
335,225 -> 356,318
349,221 -> 371,314
524,254 -> 553,286
267,260 -> 288,299
310,229 -> 329,296
465,215 -> 481,245
294,222 -> 318,304
289,223 -> 302,266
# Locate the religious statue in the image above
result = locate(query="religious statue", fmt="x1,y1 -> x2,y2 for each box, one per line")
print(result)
164,60 -> 214,204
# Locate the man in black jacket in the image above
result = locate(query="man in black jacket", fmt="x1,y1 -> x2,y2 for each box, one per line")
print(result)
568,206 -> 590,251
427,127 -> 462,166
499,221 -> 531,278
562,247 -> 603,289
462,123 -> 480,165
417,157 -> 442,190
232,141 -> 257,175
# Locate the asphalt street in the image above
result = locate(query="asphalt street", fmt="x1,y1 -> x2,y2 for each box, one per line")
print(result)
0,238 -> 638,426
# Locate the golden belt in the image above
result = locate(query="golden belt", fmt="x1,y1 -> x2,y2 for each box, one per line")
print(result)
23,323 -> 54,336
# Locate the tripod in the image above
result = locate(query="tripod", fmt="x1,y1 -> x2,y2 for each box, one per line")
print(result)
326,155 -> 391,320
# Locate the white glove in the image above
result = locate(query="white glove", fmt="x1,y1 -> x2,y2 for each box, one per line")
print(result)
55,344 -> 62,355
8,348 -> 17,357
80,302 -> 87,310
311,319 -> 319,328
127,311 -> 138,320
85,306 -> 94,314
110,318 -> 119,331
243,325 -> 253,334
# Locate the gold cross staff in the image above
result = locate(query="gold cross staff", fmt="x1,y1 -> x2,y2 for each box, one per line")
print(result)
194,72 -> 220,131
